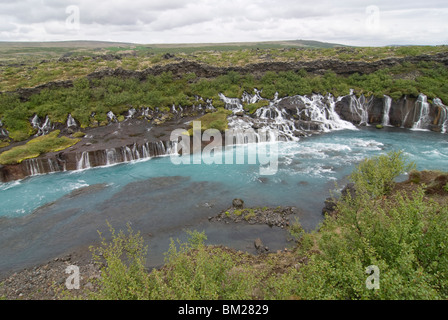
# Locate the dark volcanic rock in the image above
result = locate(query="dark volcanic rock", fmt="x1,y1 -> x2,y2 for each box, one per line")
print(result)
211,204 -> 299,228
232,198 -> 245,209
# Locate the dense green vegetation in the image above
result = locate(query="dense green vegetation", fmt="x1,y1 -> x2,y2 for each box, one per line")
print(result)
0,130 -> 79,165
64,152 -> 447,300
1,55 -> 447,143
186,108 -> 233,134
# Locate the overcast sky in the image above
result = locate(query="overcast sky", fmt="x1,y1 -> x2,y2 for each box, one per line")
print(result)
0,0 -> 447,46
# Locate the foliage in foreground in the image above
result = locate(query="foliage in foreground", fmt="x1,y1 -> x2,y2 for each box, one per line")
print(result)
79,151 -> 447,300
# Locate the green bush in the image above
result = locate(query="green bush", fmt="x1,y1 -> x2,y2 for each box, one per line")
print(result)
279,152 -> 448,300
89,222 -> 151,300
349,150 -> 416,198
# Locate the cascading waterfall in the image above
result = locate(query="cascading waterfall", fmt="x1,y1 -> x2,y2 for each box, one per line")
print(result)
434,98 -> 448,134
107,111 -> 117,123
76,151 -> 91,170
242,89 -> 263,104
24,158 -> 63,176
26,159 -> 41,176
382,95 -> 392,127
31,115 -> 52,136
348,91 -> 372,126
67,114 -> 77,128
122,146 -> 133,162
0,128 -> 8,138
106,149 -> 118,166
8,90 -> 448,182
254,101 -> 299,141
218,93 -> 244,113
0,119 -> 8,138
412,94 -> 430,131
296,94 -> 357,132
227,93 -> 358,143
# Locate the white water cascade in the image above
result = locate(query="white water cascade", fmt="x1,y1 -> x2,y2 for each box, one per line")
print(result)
241,89 -> 263,104
24,158 -> 64,176
434,98 -> 448,134
26,159 -> 42,176
106,149 -> 118,166
218,93 -> 244,113
382,95 -> 392,127
67,114 -> 77,128
76,151 -> 91,170
227,93 -> 357,142
295,94 -> 357,132
348,91 -> 372,126
412,94 -> 431,131
31,115 -> 52,136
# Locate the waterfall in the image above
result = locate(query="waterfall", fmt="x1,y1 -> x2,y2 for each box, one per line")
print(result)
434,98 -> 448,134
132,143 -> 141,160
106,149 -> 118,166
26,159 -> 41,176
0,128 -> 8,138
47,158 -> 55,172
382,95 -> 392,127
218,93 -> 244,113
349,93 -> 371,126
298,94 -> 357,132
76,151 -> 91,170
412,94 -> 430,131
31,115 -> 52,136
242,89 -> 263,104
127,108 -> 137,119
227,93 -> 359,142
253,100 -> 299,141
67,114 -> 77,128
122,146 -> 133,162
107,111 -> 117,122
142,143 -> 150,158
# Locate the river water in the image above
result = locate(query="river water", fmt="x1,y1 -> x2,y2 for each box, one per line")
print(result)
0,126 -> 447,275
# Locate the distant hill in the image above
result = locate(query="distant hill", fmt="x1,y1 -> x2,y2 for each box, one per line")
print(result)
0,39 -> 347,50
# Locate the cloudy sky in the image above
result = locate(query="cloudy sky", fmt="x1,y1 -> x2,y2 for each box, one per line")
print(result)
0,0 -> 447,46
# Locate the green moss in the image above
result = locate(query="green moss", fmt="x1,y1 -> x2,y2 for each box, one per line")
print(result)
0,140 -> 10,149
244,100 -> 270,114
0,130 -> 80,165
243,208 -> 256,220
187,108 -> 232,135
71,131 -> 86,138
9,130 -> 31,142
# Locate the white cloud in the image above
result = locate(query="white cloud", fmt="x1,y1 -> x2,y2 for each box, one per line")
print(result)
0,0 -> 446,46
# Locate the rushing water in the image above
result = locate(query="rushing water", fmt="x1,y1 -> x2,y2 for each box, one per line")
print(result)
0,126 -> 447,274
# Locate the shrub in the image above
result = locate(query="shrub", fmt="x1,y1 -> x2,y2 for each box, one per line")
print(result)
283,153 -> 448,300
349,150 -> 416,198
89,222 -> 151,300
149,230 -> 265,300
